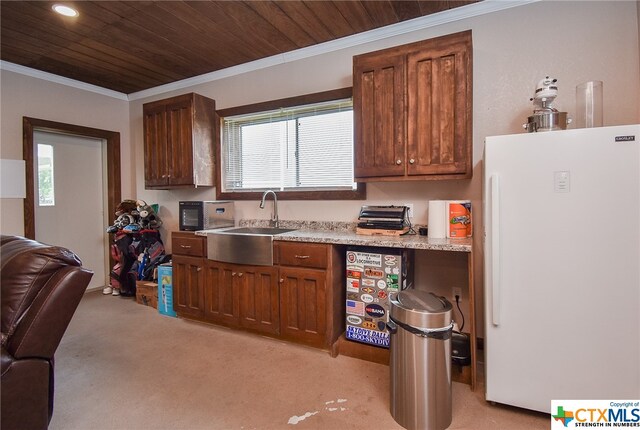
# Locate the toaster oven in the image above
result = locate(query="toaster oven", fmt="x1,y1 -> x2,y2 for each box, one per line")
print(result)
179,201 -> 234,231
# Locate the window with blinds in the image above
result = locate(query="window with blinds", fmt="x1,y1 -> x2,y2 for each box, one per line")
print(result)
221,98 -> 355,193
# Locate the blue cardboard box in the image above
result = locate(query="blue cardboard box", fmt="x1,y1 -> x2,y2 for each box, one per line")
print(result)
157,264 -> 176,317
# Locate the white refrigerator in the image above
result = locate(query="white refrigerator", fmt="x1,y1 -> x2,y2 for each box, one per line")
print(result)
483,124 -> 640,413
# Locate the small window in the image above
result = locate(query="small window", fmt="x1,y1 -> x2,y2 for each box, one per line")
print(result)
217,89 -> 365,200
37,144 -> 54,206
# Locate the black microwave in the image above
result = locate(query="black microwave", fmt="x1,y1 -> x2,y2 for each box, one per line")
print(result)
179,201 -> 235,231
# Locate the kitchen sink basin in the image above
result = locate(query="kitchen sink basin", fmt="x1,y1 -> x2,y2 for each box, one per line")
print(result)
206,227 -> 297,266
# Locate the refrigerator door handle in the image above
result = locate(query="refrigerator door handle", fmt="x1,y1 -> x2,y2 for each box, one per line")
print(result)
491,174 -> 501,326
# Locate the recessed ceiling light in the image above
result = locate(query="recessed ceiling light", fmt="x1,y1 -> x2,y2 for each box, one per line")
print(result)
52,4 -> 79,17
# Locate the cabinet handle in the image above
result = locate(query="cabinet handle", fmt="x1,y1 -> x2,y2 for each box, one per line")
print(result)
294,255 -> 310,259
279,278 -> 284,283
396,159 -> 402,165
180,245 -> 192,249
232,272 -> 237,276
196,267 -> 201,272
238,272 -> 244,277
409,158 -> 415,164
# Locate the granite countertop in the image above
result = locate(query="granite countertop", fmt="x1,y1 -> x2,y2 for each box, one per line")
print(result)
197,220 -> 472,253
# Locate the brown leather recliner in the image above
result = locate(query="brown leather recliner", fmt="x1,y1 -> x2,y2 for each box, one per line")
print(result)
1,235 -> 93,430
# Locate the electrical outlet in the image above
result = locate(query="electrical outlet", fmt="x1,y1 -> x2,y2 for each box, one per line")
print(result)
404,203 -> 414,220
452,287 -> 462,303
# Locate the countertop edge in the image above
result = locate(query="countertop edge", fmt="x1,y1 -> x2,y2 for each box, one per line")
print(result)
197,228 -> 471,252
273,231 -> 472,252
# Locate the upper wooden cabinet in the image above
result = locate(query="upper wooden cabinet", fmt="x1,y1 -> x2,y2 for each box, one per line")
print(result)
143,93 -> 216,189
353,30 -> 472,181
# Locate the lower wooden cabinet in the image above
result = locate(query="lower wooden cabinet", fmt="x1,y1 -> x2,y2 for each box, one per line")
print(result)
205,260 -> 279,335
172,255 -> 206,318
171,232 -> 207,319
279,267 -> 327,348
276,241 -> 344,350
238,265 -> 279,335
171,233 -> 344,352
203,261 -> 239,326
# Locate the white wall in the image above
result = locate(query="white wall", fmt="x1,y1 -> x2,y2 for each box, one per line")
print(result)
1,1 -> 638,337
131,0 -> 639,234
129,1 -> 640,336
0,71 -> 132,236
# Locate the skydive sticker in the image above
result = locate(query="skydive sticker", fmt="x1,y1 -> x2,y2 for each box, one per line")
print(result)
346,325 -> 389,347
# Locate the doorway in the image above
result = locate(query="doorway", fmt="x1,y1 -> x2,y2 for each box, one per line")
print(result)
23,117 -> 121,290
34,131 -> 108,289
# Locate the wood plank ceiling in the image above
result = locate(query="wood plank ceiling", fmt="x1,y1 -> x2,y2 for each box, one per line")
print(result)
1,1 -> 477,94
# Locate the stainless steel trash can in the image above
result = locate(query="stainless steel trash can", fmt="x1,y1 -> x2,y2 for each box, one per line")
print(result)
389,290 -> 453,430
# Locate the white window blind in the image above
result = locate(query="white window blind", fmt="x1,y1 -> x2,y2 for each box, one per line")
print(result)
221,98 -> 355,193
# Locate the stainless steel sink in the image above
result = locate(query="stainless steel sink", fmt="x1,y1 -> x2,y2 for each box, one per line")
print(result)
206,227 -> 296,266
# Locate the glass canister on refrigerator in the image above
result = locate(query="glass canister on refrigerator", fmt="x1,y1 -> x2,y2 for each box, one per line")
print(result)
345,247 -> 413,348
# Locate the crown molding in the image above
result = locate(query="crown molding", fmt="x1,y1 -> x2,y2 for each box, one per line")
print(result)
128,0 -> 538,101
0,61 -> 128,101
2,0 -> 539,102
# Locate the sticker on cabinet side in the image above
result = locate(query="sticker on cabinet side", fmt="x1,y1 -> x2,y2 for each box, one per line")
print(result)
346,325 -> 390,347
346,300 -> 365,316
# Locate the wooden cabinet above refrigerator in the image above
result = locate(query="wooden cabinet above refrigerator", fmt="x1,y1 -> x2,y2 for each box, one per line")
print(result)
353,30 -> 473,181
143,93 -> 216,189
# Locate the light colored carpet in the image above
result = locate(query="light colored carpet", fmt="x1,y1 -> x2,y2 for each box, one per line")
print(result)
49,291 -> 547,430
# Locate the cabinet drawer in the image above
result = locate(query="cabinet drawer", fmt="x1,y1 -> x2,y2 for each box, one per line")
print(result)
172,232 -> 206,257
277,242 -> 327,269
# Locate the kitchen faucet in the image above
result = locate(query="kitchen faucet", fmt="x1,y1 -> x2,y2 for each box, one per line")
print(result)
259,190 -> 278,228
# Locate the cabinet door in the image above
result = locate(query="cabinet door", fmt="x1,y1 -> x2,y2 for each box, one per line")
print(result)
165,97 -> 195,186
238,265 -> 279,335
143,103 -> 169,188
279,267 -> 327,348
353,52 -> 406,178
172,255 -> 205,319
143,93 -> 215,189
204,260 -> 239,325
406,32 -> 472,177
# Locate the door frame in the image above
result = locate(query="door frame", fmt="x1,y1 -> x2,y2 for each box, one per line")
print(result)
22,117 -> 121,242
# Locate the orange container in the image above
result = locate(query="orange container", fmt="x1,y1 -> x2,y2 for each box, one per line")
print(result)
448,201 -> 472,238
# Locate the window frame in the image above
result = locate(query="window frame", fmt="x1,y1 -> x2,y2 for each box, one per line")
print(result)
215,87 -> 365,201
